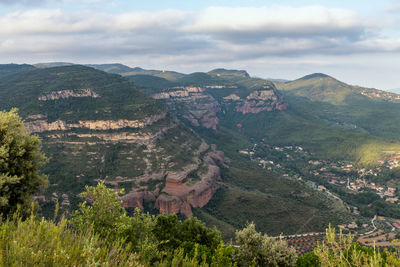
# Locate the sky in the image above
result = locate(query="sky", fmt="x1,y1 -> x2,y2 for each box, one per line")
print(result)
1,0 -> 400,90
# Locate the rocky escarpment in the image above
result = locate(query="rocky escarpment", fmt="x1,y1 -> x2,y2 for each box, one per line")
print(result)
225,87 -> 288,114
153,87 -> 221,130
4,65 -> 229,219
25,111 -> 167,133
118,143 -> 229,217
38,89 -> 100,101
150,83 -> 287,130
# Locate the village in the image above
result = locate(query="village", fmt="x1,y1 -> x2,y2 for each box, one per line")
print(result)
239,141 -> 400,246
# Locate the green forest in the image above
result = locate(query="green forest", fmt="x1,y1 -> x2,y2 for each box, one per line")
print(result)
2,105 -> 400,266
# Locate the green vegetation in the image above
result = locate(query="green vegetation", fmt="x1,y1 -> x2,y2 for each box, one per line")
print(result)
0,65 -> 164,121
0,64 -> 35,80
313,226 -> 400,266
0,109 -> 48,217
1,181 -> 400,266
235,222 -> 297,266
0,114 -> 398,265
89,64 -> 186,81
277,74 -> 400,142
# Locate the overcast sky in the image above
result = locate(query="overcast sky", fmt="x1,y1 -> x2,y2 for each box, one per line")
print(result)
1,0 -> 400,90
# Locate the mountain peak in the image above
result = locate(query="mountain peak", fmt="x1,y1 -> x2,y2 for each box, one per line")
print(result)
299,73 -> 332,80
208,68 -> 250,78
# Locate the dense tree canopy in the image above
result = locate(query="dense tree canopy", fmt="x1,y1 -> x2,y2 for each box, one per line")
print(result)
0,108 -> 48,217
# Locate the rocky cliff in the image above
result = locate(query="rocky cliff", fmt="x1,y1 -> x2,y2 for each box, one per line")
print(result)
38,89 -> 100,101
0,65 -> 227,217
149,83 -> 287,130
152,86 -> 221,130
26,111 -> 167,132
116,141 -> 228,217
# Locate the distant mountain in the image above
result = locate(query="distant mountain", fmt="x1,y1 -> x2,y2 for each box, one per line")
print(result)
267,78 -> 291,83
86,63 -> 135,74
276,73 -> 400,143
0,64 -> 35,79
34,62 -> 75,68
298,73 -> 332,80
278,73 -> 400,104
208,68 -> 250,79
88,64 -> 186,81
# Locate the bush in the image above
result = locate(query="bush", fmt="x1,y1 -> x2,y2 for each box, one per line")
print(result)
0,214 -> 142,266
235,223 -> 297,267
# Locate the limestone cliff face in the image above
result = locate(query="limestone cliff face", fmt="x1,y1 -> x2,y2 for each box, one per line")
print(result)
152,87 -> 221,130
38,89 -> 100,101
25,111 -> 167,133
152,85 -> 287,130
231,90 -> 288,114
122,145 -> 228,217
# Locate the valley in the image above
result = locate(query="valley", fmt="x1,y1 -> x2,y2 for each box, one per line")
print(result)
1,63 -> 400,242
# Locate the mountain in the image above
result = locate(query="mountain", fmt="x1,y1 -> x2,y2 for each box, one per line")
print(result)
0,64 -> 35,79
208,68 -> 250,80
120,69 -> 400,166
0,65 -> 230,221
89,64 -> 186,81
276,73 -> 400,143
116,68 -> 358,235
0,64 -> 354,238
110,66 -> 400,236
4,64 -> 400,239
34,62 -> 75,68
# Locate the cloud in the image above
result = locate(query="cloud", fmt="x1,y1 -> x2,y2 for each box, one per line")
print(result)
0,5 -> 399,68
186,6 -> 366,41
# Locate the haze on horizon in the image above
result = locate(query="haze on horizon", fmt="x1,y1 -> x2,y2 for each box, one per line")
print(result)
1,0 -> 400,90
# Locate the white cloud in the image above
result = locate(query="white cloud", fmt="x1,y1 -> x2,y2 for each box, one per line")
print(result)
185,6 -> 365,38
0,9 -> 187,36
0,4 -> 400,87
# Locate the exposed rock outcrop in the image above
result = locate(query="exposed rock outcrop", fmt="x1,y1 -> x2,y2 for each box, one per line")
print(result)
38,89 -> 100,101
223,94 -> 241,100
246,90 -> 277,101
234,90 -> 288,114
122,145 -> 228,217
152,87 -> 221,130
25,111 -> 167,133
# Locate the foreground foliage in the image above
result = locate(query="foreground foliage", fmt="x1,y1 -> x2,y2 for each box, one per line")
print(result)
0,109 -> 48,218
1,182 -> 400,266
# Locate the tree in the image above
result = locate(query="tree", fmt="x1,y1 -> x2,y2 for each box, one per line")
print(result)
0,108 -> 48,217
235,223 -> 297,267
71,182 -> 130,240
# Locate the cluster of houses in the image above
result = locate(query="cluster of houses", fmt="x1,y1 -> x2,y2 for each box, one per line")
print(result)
240,143 -> 400,206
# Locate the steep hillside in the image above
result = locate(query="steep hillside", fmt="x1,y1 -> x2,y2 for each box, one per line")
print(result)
0,65 -> 354,238
123,69 -> 356,236
277,73 -> 400,104
276,74 -> 400,142
0,64 -> 35,79
0,65 -> 226,218
123,68 -> 400,166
